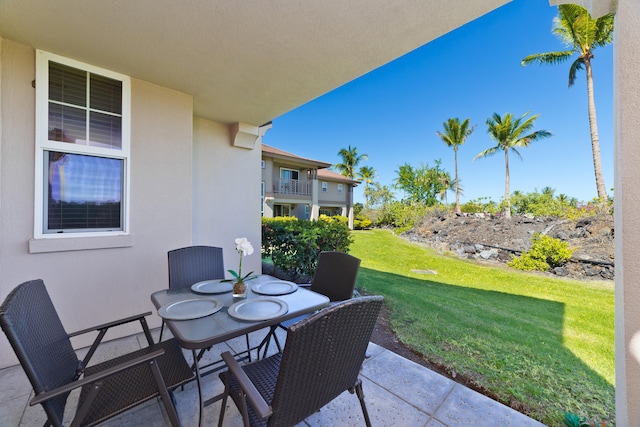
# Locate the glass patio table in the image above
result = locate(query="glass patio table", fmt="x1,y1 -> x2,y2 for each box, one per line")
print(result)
150,274 -> 330,426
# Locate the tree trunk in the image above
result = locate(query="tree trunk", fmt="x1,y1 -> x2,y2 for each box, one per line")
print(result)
585,58 -> 608,201
504,150 -> 511,219
454,147 -> 460,213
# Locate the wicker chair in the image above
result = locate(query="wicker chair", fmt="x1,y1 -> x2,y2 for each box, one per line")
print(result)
218,295 -> 383,427
256,251 -> 361,358
159,245 -> 225,341
0,279 -> 193,427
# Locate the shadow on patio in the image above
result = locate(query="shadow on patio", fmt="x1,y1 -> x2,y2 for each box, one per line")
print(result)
0,321 -> 547,426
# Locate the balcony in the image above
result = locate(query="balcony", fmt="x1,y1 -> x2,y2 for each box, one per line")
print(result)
273,179 -> 311,196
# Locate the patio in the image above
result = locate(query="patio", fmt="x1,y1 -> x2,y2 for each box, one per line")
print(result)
0,327 -> 545,426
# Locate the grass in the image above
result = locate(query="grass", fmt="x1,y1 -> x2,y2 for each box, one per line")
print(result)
350,229 -> 614,427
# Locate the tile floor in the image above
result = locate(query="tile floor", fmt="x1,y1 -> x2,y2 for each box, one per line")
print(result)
0,327 -> 547,426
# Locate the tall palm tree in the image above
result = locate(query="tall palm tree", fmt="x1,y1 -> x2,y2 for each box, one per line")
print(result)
474,112 -> 552,219
335,145 -> 368,179
437,118 -> 474,213
358,166 -> 377,207
522,4 -> 614,201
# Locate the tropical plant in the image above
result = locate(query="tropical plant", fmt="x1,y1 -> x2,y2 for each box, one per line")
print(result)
358,165 -> 377,206
261,216 -> 352,280
394,160 -> 450,206
507,233 -> 573,272
335,145 -> 368,179
522,4 -> 614,201
474,112 -> 552,219
437,118 -> 475,213
364,182 -> 394,208
227,237 -> 257,285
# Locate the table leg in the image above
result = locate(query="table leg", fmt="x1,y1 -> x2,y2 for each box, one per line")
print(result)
193,349 -> 203,427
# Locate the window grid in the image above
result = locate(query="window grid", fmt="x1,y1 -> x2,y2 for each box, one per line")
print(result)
35,50 -> 130,238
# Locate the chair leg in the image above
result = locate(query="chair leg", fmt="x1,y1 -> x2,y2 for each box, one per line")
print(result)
354,380 -> 372,427
150,359 -> 181,427
218,380 -> 231,427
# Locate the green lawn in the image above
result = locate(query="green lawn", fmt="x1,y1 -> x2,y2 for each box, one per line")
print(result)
350,229 -> 614,426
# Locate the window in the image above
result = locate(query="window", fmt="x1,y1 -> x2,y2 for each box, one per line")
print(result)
337,184 -> 343,194
35,51 -> 130,237
279,168 -> 300,194
321,182 -> 328,192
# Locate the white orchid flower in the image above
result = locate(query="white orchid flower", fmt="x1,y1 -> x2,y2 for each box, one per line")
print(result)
235,237 -> 254,256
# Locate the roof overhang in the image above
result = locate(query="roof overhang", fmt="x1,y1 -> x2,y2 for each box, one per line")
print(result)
549,0 -> 617,17
0,0 -> 509,126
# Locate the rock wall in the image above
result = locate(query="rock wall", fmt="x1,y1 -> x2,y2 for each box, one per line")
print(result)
403,213 -> 614,280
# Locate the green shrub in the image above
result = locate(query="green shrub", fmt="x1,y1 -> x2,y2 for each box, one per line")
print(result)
354,217 -> 372,230
508,233 -> 573,272
261,216 -> 352,280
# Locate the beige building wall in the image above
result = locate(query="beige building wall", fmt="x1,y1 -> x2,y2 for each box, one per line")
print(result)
0,39 -> 196,368
318,181 -> 350,204
614,1 -> 640,424
192,117 -> 262,278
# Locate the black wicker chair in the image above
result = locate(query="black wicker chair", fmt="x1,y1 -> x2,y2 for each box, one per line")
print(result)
256,251 -> 361,358
0,279 -> 193,427
159,245 -> 225,342
218,295 -> 382,427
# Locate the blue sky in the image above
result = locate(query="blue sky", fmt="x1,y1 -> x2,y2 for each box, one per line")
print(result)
262,0 -> 614,206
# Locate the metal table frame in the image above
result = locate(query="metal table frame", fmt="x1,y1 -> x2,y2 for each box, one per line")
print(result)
151,275 -> 330,426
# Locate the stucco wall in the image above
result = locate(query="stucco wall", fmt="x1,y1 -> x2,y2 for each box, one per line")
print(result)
615,0 -> 640,423
192,118 -> 262,281
318,181 -> 350,204
0,40 -> 194,368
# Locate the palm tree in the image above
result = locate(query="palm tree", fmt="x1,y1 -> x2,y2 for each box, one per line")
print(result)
335,145 -> 368,179
358,166 -> 377,207
522,4 -> 614,201
437,118 -> 474,213
474,112 -> 552,219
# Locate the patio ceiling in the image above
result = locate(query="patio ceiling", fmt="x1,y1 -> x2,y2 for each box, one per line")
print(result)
0,0 -> 508,126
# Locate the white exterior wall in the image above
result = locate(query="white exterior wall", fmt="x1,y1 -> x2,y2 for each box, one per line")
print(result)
615,0 -> 640,423
192,118 -> 262,279
0,39 -> 261,368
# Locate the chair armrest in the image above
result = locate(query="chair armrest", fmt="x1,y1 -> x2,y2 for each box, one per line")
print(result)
221,351 -> 272,419
30,348 -> 165,406
68,312 -> 153,337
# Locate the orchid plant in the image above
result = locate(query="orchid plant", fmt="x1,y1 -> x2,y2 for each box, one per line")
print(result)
228,237 -> 257,284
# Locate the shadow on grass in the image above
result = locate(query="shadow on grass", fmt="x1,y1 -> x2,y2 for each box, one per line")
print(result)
357,267 -> 614,426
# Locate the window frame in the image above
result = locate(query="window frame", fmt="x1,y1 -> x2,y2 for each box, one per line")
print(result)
337,183 -> 344,194
34,50 -> 131,239
321,182 -> 328,192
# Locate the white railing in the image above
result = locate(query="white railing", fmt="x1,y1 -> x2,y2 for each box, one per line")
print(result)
274,179 -> 311,196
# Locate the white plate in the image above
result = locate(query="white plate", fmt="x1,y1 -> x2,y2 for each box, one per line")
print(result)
191,280 -> 233,294
158,298 -> 223,320
228,298 -> 289,321
252,280 -> 298,296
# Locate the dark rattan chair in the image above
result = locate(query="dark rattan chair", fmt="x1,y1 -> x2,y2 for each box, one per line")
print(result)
159,245 -> 225,341
257,251 -> 361,357
0,279 -> 193,427
217,295 -> 383,427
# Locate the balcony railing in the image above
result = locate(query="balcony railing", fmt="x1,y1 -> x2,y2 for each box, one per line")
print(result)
274,179 -> 311,196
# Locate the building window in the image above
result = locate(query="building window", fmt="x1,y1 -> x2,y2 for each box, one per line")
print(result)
337,184 -> 343,194
279,168 -> 300,194
35,51 -> 130,237
321,182 -> 328,192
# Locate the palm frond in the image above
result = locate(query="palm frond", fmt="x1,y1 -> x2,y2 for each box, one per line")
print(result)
568,58 -> 584,87
521,50 -> 573,66
473,146 -> 499,162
